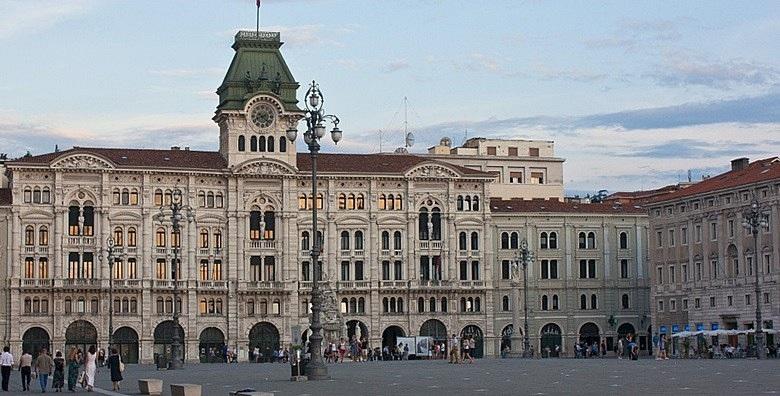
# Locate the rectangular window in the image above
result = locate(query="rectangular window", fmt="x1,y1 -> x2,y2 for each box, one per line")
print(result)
530,171 -> 545,184
657,267 -> 663,284
711,260 -> 718,279
658,300 -> 664,312
681,227 -> 688,245
727,296 -> 733,306
487,146 -> 497,155
588,260 -> 596,278
670,299 -> 677,311
728,220 -> 735,238
529,147 -> 539,157
682,299 -> 688,310
394,261 -> 402,280
765,254 -> 772,274
709,296 -> 716,307
710,222 -> 717,241
156,259 -> 167,279
620,259 -> 629,279
657,231 -> 663,247
340,261 -> 350,281
550,260 -> 558,279
501,260 -> 510,280
382,260 -> 390,281
669,229 -> 675,246
509,172 -> 523,184
682,264 -> 688,282
508,147 -> 518,156
694,225 -> 701,243
694,298 -> 700,309
695,262 -> 702,281
745,294 -> 751,306
669,266 -> 675,283
354,261 -> 364,281
541,260 -> 549,279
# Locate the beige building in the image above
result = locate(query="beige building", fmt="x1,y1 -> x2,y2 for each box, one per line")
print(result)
427,137 -> 565,200
647,157 -> 780,349
0,30 -> 650,362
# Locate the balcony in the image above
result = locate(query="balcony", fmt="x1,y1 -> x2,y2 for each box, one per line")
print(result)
153,280 -> 187,289
337,281 -> 372,290
124,247 -> 137,255
380,249 -> 390,257
380,280 -> 408,289
198,248 -> 210,256
62,278 -> 101,287
112,279 -> 141,288
416,279 -> 452,288
244,280 -> 284,290
155,247 -> 168,255
419,241 -> 443,250
248,240 -> 277,250
20,279 -> 52,287
353,250 -> 365,258
459,281 -> 486,288
198,280 -> 228,289
65,236 -> 95,247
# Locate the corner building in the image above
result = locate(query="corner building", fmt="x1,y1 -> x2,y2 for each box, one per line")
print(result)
0,31 -> 650,362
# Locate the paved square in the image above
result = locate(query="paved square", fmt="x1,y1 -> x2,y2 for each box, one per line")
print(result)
61,358 -> 780,395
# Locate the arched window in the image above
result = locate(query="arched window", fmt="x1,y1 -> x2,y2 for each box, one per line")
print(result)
64,298 -> 72,314
247,299 -> 255,316
127,227 -> 137,247
619,232 -> 628,249
154,189 -> 164,207
457,196 -> 464,211
417,297 -> 425,313
541,295 -> 549,311
24,297 -> 31,313
42,187 -> 50,204
200,229 -> 209,248
429,297 -> 436,312
347,194 -> 356,210
510,232 -> 519,249
279,137 -> 287,152
431,208 -> 442,240
549,232 -> 558,249
501,232 -> 509,249
25,226 -> 34,246
354,231 -> 364,251
418,208 -> 429,240
23,187 -> 31,203
250,136 -> 258,152
621,294 -> 630,309
121,189 -> 130,205
340,231 -> 350,251
216,299 -> 223,314
393,231 -> 402,250
356,194 -> 365,210
381,231 -> 390,250
199,191 -> 206,207
475,297 -> 481,312
387,194 -> 395,210
258,136 -> 266,152
113,227 -> 123,246
502,295 -> 510,311
267,136 -> 275,152
382,297 -> 389,313
338,194 -> 347,210
552,295 -> 559,310
465,195 -> 472,211
540,232 -> 548,249
156,297 -> 164,314
199,260 -> 209,280
38,226 -> 49,245
206,192 -> 215,208
301,231 -> 310,251
238,135 -> 246,151
349,298 -> 357,313
397,298 -> 404,313
298,194 -> 308,210
458,232 -> 467,251
587,232 -> 596,249
470,232 -> 479,251
358,297 -> 365,313
215,192 -> 223,208
590,294 -> 598,309
378,194 -> 387,210
578,232 -> 587,249
155,228 -> 166,247
472,196 -> 479,211
441,297 -> 448,312
580,294 -> 587,310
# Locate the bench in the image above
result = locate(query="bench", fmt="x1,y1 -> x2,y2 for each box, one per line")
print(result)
170,383 -> 202,396
138,379 -> 163,396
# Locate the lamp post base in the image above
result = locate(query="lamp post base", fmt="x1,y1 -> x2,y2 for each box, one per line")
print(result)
305,360 -> 330,381
506,336 -> 530,358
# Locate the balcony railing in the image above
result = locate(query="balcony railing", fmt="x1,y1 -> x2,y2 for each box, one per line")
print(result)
155,247 -> 168,255
380,280 -> 408,288
459,281 -> 486,288
249,240 -> 276,249
198,248 -> 210,256
154,280 -> 187,288
111,279 -> 141,288
417,279 -> 452,287
124,247 -> 137,255
198,280 -> 228,289
63,278 -> 101,287
337,281 -> 371,290
380,249 -> 390,257
20,279 -> 52,287
419,240 -> 443,250
38,245 -> 49,254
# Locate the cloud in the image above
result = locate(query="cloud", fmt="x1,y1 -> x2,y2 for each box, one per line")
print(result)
583,18 -> 683,53
534,65 -> 607,82
646,55 -> 780,89
383,60 -> 410,73
0,0 -> 94,40
614,139 -> 766,159
454,53 -> 502,73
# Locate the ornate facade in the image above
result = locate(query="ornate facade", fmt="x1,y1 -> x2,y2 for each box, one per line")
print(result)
0,31 -> 650,363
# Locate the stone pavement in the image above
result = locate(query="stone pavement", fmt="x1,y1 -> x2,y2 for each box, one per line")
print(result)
7,358 -> 779,395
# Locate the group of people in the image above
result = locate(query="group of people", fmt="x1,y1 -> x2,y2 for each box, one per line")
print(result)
250,346 -> 290,363
573,340 -> 607,358
448,334 -> 476,364
325,336 -> 370,363
0,345 -> 124,393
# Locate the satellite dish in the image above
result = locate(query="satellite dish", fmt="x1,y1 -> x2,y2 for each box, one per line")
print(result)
405,132 -> 415,148
440,137 -> 452,147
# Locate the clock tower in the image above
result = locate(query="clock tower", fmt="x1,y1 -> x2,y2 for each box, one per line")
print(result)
213,31 -> 303,169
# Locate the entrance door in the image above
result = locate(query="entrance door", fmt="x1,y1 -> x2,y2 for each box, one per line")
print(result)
248,322 -> 279,363
153,320 -> 186,362
65,320 -> 97,356
199,327 -> 226,363
22,327 -> 50,359
113,327 -> 139,364
540,323 -> 562,357
381,326 -> 405,348
460,325 -> 483,358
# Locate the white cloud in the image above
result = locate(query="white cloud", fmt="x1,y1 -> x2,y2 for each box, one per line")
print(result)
383,59 -> 409,73
0,0 -> 95,40
647,54 -> 780,89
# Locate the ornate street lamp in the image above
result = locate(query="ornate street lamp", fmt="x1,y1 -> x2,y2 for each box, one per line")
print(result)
154,189 -> 195,369
509,239 -> 534,358
98,237 -> 123,351
742,197 -> 768,359
286,80 -> 341,380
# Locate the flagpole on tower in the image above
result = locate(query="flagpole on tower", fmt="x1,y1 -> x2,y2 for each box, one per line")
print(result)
256,0 -> 261,35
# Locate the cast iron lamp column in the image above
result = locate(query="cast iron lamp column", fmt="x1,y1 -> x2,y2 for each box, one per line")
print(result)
742,197 -> 768,359
98,237 -> 122,351
509,239 -> 534,358
286,80 -> 342,380
155,189 -> 195,369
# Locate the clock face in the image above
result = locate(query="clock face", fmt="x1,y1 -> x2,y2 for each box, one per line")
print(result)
250,103 -> 275,129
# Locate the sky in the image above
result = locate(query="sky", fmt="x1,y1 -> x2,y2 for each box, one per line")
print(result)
0,0 -> 778,195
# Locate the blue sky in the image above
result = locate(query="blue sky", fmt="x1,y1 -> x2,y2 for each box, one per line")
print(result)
0,0 -> 778,194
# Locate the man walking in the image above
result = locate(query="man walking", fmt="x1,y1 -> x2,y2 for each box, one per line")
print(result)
449,334 -> 460,364
0,346 -> 14,391
33,348 -> 54,393
19,350 -> 32,391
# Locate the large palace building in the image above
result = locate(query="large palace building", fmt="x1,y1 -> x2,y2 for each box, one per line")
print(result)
0,31 -> 650,363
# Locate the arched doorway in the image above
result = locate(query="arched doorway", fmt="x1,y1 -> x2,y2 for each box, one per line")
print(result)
500,324 -> 514,352
346,320 -> 369,342
22,327 -> 50,359
540,323 -> 562,357
460,325 -> 484,358
420,319 -> 447,346
381,326 -> 405,348
65,320 -> 97,355
153,320 -> 186,362
248,322 -> 279,363
617,323 -> 636,340
113,327 -> 139,364
199,327 -> 226,363
579,322 -> 600,346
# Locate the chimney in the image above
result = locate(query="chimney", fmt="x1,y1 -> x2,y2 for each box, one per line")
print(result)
171,146 -> 180,151
731,157 -> 749,171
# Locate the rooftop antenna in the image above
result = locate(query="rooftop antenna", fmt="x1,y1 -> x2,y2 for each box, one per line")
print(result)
687,169 -> 692,183
379,129 -> 384,153
462,129 -> 468,145
255,0 -> 261,35
403,96 -> 415,150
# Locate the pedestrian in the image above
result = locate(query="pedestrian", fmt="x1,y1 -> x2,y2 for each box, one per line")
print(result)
468,337 -> 476,363
462,337 -> 471,363
449,334 -> 459,364
52,351 -> 65,393
97,349 -> 105,368
66,348 -> 79,392
253,346 -> 260,363
600,340 -> 607,358
617,338 -> 624,359
19,350 -> 32,391
33,347 -> 54,393
106,348 -> 123,391
83,345 -> 97,391
0,346 -> 14,391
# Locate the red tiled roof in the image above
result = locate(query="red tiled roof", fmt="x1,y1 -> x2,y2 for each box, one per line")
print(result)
296,153 -> 492,176
0,188 -> 11,206
8,147 -> 493,177
490,198 -> 645,215
647,157 -> 780,205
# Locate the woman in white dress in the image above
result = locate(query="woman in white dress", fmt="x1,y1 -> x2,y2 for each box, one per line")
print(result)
84,345 -> 97,391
